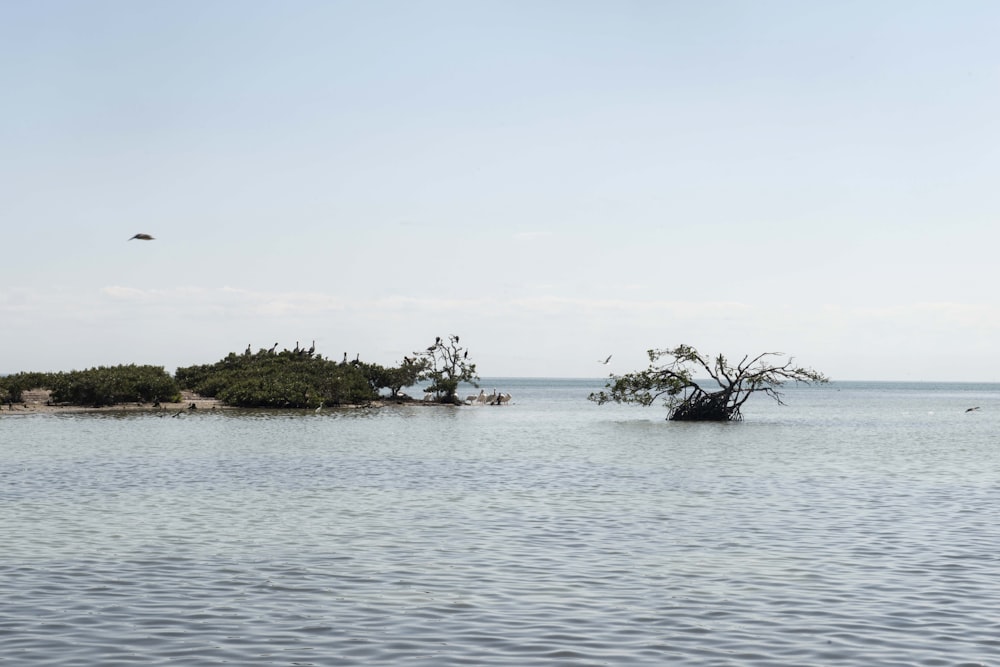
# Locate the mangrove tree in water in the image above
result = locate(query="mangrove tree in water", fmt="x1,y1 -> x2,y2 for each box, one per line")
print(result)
589,344 -> 828,421
416,334 -> 479,404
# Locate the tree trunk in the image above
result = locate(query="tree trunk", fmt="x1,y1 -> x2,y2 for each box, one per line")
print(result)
668,389 -> 741,421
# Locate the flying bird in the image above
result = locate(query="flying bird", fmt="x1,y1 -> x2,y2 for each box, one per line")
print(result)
128,233 -> 155,241
598,355 -> 612,365
966,406 -> 981,412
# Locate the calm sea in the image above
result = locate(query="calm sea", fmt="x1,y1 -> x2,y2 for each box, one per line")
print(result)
2,379 -> 999,666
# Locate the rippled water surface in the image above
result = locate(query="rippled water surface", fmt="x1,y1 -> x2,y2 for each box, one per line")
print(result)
3,379 -> 1000,666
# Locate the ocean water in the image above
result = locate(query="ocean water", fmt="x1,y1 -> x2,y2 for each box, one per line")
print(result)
2,378 -> 999,666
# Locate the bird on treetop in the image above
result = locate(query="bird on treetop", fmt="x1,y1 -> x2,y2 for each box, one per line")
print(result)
129,233 -> 155,241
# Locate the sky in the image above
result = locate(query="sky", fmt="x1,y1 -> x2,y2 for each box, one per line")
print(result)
2,1 -> 999,381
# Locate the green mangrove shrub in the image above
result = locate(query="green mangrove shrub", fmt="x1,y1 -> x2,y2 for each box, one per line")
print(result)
0,372 -> 58,403
175,349 -> 381,408
43,365 -> 179,407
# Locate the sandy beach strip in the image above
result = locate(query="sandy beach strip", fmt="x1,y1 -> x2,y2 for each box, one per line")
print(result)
3,389 -> 225,415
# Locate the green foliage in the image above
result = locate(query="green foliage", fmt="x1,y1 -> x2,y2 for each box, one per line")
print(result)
590,344 -> 828,421
415,335 -> 478,404
3,337 -> 469,410
16,365 -> 180,407
362,360 -> 428,398
1,366 -> 177,407
0,372 -> 56,403
175,348 -> 384,408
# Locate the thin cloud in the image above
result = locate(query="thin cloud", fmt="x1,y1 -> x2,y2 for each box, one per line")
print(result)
102,286 -> 154,300
100,285 -> 348,316
821,302 -> 1000,329
513,231 -> 554,241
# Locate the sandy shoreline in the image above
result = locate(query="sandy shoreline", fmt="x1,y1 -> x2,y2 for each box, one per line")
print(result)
2,389 -> 227,415
1,389 -> 448,415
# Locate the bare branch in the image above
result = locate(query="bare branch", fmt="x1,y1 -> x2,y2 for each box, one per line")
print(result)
589,343 -> 827,421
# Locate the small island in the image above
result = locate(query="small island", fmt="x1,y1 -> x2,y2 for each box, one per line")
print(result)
0,335 -> 479,414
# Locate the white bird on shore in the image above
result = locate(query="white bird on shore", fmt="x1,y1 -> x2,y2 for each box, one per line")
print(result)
315,402 -> 324,413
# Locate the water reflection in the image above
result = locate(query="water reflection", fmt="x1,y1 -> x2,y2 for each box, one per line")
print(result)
2,380 -> 999,665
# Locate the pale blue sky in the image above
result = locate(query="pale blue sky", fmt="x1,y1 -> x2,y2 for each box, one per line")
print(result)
3,1 -> 999,380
